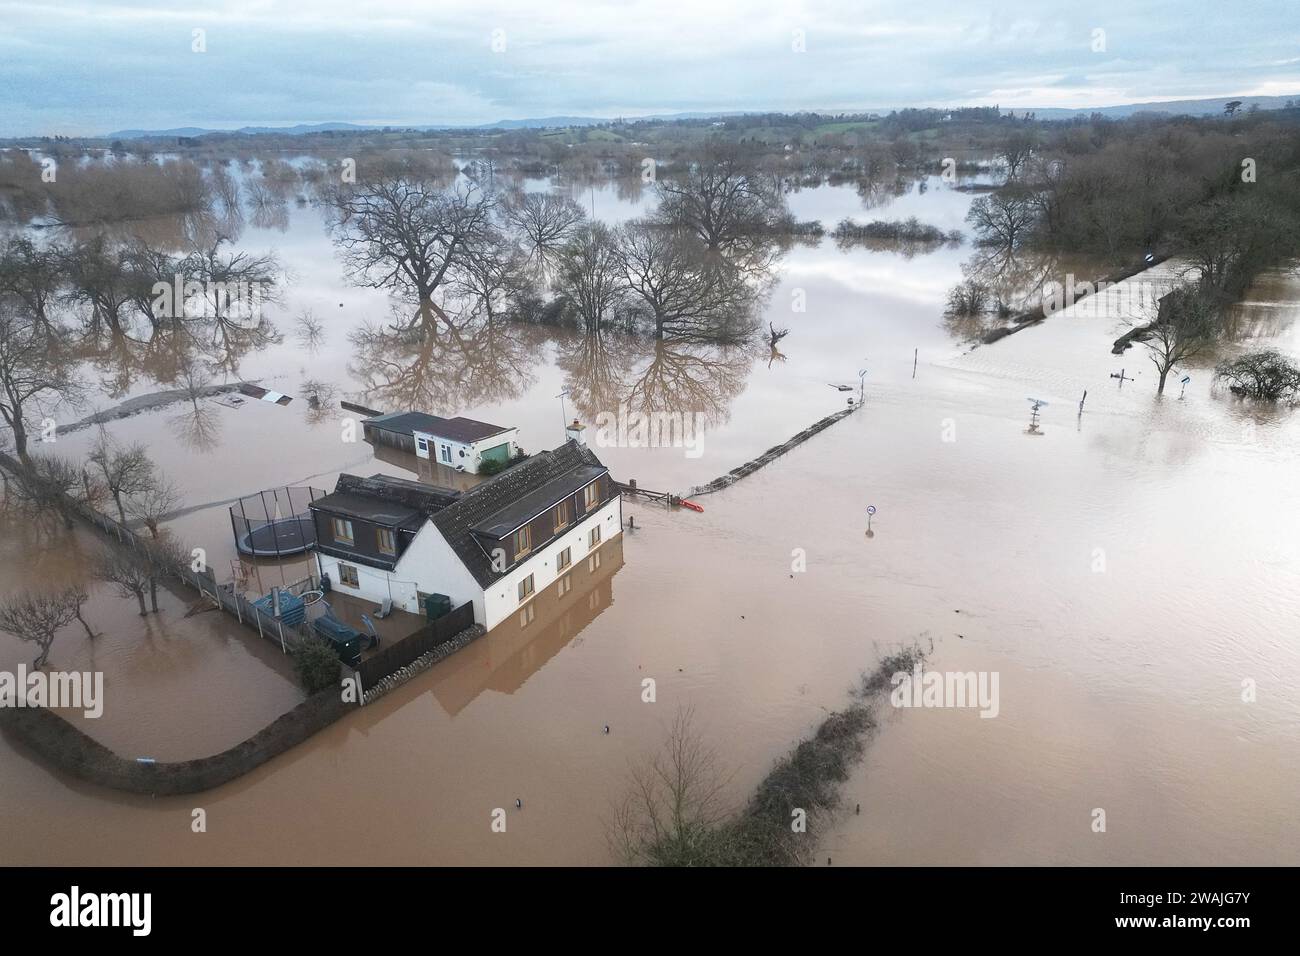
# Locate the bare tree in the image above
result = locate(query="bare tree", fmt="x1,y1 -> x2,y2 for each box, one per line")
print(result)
607,707 -> 736,866
87,437 -> 155,525
999,130 -> 1037,180
653,145 -> 788,253
1136,284 -> 1223,394
126,476 -> 181,538
0,296 -> 83,460
966,189 -> 1038,248
181,237 -> 281,324
616,221 -> 756,340
62,236 -> 134,336
500,190 -> 587,275
325,177 -> 496,331
1214,349 -> 1300,401
0,237 -> 63,334
6,453 -> 82,531
552,223 -> 626,333
94,546 -> 155,616
0,588 -> 91,667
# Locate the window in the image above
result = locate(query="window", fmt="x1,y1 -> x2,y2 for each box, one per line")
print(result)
332,518 -> 354,546
518,574 -> 535,603
553,499 -> 572,532
439,443 -> 453,464
338,564 -> 359,587
583,481 -> 599,511
556,546 -> 572,572
377,528 -> 396,556
557,574 -> 572,597
513,525 -> 532,558
588,524 -> 602,549
416,436 -> 429,455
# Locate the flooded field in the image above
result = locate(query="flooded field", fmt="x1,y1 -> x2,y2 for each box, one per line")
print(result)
2,164 -> 1298,865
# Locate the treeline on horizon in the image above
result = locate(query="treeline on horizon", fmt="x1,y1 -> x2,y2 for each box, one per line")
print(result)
4,104 -> 1300,358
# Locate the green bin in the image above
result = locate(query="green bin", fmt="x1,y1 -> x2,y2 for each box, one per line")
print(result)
424,593 -> 452,622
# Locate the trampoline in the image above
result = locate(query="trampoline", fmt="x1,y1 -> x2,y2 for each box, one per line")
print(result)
230,486 -> 326,558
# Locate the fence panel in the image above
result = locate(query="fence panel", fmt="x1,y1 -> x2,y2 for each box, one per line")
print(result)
355,602 -> 475,688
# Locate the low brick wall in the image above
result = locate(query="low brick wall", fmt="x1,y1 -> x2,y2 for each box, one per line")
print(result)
362,624 -> 486,704
0,689 -> 350,796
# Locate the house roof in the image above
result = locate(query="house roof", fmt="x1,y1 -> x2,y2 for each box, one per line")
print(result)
365,411 -> 513,444
309,442 -> 610,588
432,440 -> 609,588
308,491 -> 421,526
309,474 -> 460,527
471,465 -> 605,538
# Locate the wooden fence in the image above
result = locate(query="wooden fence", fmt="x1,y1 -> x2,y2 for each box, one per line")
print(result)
354,601 -> 475,689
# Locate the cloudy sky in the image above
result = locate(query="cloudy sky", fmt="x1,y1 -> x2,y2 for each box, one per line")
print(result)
2,0 -> 1298,136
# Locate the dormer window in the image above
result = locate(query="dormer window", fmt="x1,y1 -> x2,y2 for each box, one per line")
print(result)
332,518 -> 354,546
583,481 -> 599,511
554,499 -> 572,531
513,525 -> 532,558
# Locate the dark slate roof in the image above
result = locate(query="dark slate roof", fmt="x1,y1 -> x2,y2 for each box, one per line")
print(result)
309,474 -> 461,527
365,411 -> 512,444
308,492 -> 419,525
433,440 -> 609,588
472,465 -> 605,538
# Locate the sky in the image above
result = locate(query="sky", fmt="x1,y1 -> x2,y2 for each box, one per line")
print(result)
1,0 -> 1299,136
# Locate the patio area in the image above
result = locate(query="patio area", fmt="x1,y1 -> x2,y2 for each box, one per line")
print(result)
318,589 -> 427,660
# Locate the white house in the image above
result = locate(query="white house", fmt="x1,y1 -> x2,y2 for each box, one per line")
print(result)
308,439 -> 622,631
362,411 -> 520,475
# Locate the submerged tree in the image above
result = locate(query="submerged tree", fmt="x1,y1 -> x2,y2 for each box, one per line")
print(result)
6,453 -> 83,531
653,145 -> 788,253
325,177 -> 496,330
1214,349 -> 1300,401
126,476 -> 181,539
0,237 -> 63,334
0,588 -> 92,668
0,296 -> 83,460
500,190 -> 587,276
966,188 -> 1038,249
94,546 -> 156,616
552,223 -> 626,333
1137,284 -> 1223,395
607,707 -> 737,866
616,221 -> 756,340
87,437 -> 156,526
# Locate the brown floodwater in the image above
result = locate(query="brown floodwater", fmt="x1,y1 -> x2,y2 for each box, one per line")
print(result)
1,167 -> 1298,865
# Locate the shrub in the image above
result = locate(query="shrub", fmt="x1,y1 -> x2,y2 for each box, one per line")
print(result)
293,637 -> 341,694
1214,349 -> 1300,401
945,279 -> 990,316
477,457 -> 507,476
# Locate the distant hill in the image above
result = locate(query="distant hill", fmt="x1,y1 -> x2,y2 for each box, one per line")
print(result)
102,97 -> 1299,139
107,121 -> 378,139
1004,95 -> 1298,120
105,113 -> 749,138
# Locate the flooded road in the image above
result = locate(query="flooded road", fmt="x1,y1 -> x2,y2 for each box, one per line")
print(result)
2,166 -> 1298,865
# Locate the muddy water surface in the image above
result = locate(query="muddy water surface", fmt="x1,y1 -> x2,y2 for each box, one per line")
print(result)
2,168 -> 1298,865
